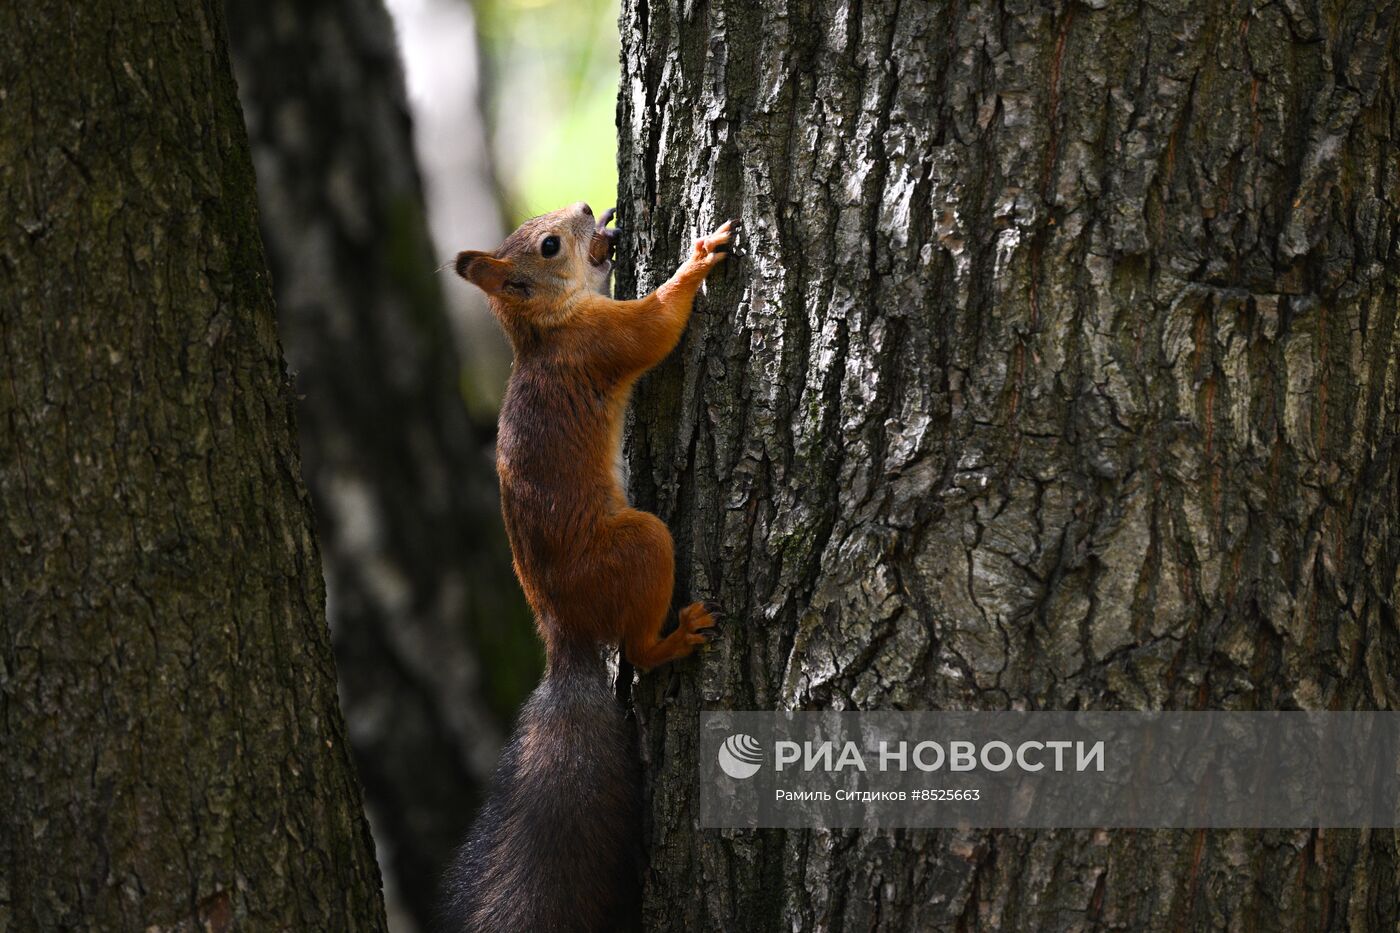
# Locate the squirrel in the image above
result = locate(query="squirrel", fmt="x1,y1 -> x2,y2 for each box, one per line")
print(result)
442,202 -> 736,932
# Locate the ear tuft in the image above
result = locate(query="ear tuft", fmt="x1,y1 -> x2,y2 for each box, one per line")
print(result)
454,250 -> 480,280
454,250 -> 512,296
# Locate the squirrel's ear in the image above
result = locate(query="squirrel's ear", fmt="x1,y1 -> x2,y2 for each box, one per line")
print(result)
455,250 -> 511,295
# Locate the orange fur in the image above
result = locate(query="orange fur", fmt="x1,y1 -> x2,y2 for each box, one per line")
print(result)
458,203 -> 734,670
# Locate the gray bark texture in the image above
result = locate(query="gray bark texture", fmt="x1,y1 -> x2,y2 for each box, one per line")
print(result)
0,2 -> 386,930
617,0 -> 1400,930
225,3 -> 535,930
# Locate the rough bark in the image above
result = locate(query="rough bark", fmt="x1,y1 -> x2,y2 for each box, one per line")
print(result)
0,3 -> 385,930
618,1 -> 1400,930
225,3 -> 535,930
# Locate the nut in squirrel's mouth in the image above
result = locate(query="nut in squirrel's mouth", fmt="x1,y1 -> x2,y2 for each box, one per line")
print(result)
588,207 -> 618,267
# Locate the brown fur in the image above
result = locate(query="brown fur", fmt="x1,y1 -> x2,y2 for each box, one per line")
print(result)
442,203 -> 734,932
458,201 -> 733,670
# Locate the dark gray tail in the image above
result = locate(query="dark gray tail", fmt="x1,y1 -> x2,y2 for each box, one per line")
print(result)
441,641 -> 640,932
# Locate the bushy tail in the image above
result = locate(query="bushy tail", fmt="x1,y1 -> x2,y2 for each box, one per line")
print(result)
442,641 -> 640,933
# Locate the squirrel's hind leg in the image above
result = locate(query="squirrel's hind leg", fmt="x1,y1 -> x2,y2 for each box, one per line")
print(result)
626,600 -> 717,671
601,509 -> 717,671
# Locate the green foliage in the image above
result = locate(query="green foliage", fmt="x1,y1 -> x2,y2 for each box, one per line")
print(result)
476,0 -> 620,224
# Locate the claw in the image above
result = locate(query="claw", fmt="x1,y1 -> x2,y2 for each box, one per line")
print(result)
717,219 -> 741,253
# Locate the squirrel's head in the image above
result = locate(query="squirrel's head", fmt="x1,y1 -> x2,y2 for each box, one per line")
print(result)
455,202 -> 617,332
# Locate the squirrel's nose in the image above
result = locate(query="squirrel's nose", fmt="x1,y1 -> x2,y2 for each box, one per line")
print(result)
574,201 -> 593,217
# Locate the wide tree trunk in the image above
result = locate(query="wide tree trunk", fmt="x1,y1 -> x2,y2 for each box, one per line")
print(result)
618,1 -> 1400,930
225,3 -> 534,930
0,3 -> 386,930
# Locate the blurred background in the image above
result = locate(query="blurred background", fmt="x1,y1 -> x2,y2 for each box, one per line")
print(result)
388,0 -> 621,411
228,1 -> 619,930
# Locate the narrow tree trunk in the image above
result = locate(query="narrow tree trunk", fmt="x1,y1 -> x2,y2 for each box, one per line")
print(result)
225,3 -> 535,930
383,0 -> 515,412
0,4 -> 386,929
619,1 -> 1400,929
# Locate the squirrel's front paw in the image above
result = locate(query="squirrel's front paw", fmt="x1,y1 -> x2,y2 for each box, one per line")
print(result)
691,219 -> 740,268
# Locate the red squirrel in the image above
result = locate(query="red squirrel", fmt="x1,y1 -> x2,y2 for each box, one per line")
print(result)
443,202 -> 735,932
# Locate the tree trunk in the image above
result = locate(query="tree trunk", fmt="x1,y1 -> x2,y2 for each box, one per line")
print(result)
0,3 -> 386,930
225,3 -> 535,930
618,1 -> 1400,930
383,0 -> 515,413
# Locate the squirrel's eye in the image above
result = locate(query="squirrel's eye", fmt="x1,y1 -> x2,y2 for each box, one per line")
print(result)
541,235 -> 561,258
